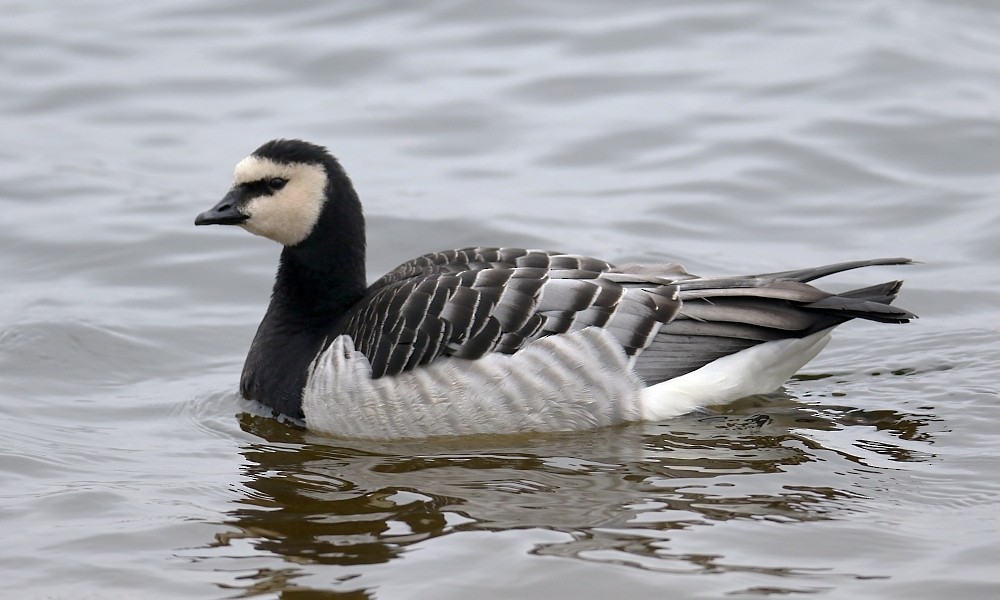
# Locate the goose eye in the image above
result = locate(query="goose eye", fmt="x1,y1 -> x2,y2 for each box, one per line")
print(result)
268,177 -> 288,191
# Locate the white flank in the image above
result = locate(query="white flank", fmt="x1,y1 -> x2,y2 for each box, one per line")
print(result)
302,328 -> 643,440
303,326 -> 835,440
638,327 -> 834,420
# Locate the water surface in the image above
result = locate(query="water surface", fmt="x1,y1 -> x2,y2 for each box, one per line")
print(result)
2,1 -> 999,598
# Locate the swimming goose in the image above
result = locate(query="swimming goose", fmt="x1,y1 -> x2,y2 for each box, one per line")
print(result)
195,139 -> 915,440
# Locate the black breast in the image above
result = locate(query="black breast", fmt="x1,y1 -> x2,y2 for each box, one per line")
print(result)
240,311 -> 331,419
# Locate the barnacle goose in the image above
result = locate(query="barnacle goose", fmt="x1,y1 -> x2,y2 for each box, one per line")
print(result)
195,139 -> 916,440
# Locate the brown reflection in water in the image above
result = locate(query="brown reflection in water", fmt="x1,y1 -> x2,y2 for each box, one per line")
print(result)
212,393 -> 936,595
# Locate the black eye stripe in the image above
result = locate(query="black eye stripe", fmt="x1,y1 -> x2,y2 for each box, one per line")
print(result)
240,178 -> 289,196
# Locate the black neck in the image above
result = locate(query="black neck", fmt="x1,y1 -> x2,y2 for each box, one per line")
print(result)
238,144 -> 369,418
269,178 -> 368,323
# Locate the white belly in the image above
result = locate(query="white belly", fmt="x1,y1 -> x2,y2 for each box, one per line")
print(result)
302,328 -> 643,440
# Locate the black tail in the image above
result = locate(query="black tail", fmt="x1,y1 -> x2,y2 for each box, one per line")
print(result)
764,258 -> 916,324
803,279 -> 916,324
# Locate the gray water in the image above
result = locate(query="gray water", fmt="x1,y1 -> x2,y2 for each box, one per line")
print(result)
2,1 -> 999,598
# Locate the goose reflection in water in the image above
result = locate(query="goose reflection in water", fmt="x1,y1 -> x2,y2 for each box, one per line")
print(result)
199,391 -> 936,595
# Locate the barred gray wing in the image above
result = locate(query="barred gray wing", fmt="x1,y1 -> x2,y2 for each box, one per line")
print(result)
339,248 -> 681,378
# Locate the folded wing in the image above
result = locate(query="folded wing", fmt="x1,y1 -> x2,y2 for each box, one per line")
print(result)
338,248 -> 914,383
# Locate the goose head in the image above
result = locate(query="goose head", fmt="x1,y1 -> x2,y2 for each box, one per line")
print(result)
195,139 -> 358,248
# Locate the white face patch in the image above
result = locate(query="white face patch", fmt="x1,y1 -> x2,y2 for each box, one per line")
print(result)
232,155 -> 328,246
